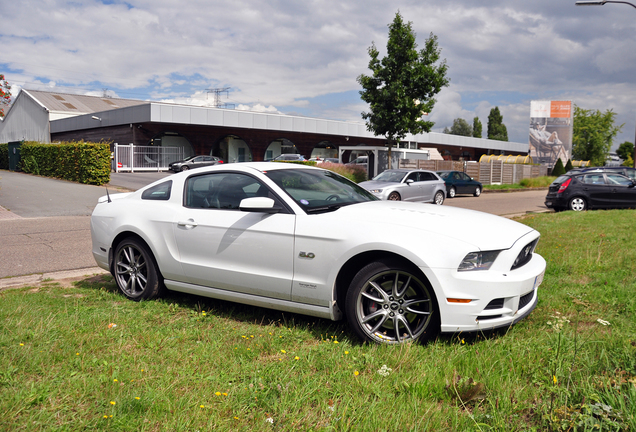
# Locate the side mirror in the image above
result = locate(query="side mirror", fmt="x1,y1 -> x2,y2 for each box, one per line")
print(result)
406,179 -> 414,185
239,197 -> 280,213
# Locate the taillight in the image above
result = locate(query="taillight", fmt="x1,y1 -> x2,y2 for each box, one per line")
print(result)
557,178 -> 571,193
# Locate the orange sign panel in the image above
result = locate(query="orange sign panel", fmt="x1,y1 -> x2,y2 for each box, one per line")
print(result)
550,101 -> 571,118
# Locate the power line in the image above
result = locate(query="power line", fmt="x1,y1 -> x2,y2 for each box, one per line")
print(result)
206,87 -> 234,109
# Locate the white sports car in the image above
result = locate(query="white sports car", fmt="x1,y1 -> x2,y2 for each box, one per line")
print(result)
91,162 -> 546,344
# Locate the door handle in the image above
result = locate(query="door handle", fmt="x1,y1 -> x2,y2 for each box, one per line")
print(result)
177,219 -> 198,229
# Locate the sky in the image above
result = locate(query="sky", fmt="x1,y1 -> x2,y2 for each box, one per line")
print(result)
2,0 -> 636,149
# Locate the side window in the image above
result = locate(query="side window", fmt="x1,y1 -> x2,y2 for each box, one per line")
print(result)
606,174 -> 632,185
461,173 -> 471,181
406,172 -> 419,182
583,174 -> 604,185
185,173 -> 279,210
420,172 -> 435,181
141,181 -> 172,201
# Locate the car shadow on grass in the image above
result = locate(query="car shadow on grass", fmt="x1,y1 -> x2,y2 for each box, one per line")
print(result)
75,273 -> 517,347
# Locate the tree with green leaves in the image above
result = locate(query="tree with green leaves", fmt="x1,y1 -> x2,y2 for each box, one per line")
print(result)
616,141 -> 633,162
564,159 -> 573,173
487,107 -> 508,141
551,158 -> 565,176
444,118 -> 472,137
472,117 -> 482,138
0,74 -> 11,118
572,105 -> 622,166
357,12 -> 449,168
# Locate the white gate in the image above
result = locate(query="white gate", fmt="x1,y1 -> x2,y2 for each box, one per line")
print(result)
114,144 -> 184,172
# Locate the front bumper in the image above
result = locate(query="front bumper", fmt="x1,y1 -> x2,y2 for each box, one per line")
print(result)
424,249 -> 546,334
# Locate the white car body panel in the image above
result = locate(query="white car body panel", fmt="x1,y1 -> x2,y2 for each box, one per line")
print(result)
91,162 -> 546,333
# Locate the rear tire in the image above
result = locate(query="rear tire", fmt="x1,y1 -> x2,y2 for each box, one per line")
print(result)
568,197 -> 586,211
345,259 -> 439,344
434,191 -> 445,205
114,238 -> 163,301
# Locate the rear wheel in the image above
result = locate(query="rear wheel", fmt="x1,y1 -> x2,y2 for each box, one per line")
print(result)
448,186 -> 456,198
568,197 -> 586,211
474,187 -> 482,197
114,238 -> 163,301
434,191 -> 445,205
388,192 -> 401,201
345,259 -> 439,344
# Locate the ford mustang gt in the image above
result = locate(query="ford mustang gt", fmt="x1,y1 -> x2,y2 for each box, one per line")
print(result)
91,162 -> 546,344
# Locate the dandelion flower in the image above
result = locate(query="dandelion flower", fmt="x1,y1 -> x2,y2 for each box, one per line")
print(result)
215,392 -> 221,396
234,416 -> 239,420
200,405 -> 205,408
333,340 -> 339,344
281,349 -> 286,354
135,397 -> 140,400
19,343 -> 24,346
294,356 -> 299,360
202,312 -> 206,316
110,401 -> 116,405
113,379 -> 118,382
553,376 -> 558,385
222,392 -> 228,396
354,371 -> 359,376
344,351 -> 349,355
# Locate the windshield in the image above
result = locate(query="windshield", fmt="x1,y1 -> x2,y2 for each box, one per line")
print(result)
372,170 -> 406,183
265,168 -> 378,213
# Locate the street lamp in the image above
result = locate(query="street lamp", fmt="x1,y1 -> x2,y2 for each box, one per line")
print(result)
576,0 -> 636,167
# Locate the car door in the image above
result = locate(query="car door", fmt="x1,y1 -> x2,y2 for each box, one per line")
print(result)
605,173 -> 636,208
173,172 -> 296,300
416,172 -> 438,201
580,174 -> 611,208
400,172 -> 421,201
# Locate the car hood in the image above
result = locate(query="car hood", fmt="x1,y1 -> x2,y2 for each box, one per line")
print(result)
335,200 -> 535,251
358,180 -> 399,188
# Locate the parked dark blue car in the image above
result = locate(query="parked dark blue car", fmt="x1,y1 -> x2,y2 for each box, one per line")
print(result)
436,170 -> 482,198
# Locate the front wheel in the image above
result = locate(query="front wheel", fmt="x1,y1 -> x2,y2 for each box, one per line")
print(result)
345,259 -> 439,344
474,187 -> 482,197
568,197 -> 586,211
448,186 -> 456,198
114,238 -> 163,301
434,191 -> 445,205
388,192 -> 401,201
181,166 -> 189,171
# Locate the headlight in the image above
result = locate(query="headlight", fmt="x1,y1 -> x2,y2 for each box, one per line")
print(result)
369,189 -> 383,193
458,251 -> 501,272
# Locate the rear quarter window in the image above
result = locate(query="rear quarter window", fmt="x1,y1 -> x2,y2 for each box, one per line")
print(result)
141,181 -> 172,201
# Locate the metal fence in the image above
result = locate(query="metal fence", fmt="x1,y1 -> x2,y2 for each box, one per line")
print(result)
399,160 -> 550,185
114,144 -> 184,172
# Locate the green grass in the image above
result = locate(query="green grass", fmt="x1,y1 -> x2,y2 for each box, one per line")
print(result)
484,176 -> 556,190
1,210 -> 635,431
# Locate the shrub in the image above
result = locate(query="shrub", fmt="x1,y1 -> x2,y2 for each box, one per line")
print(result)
319,162 -> 368,183
551,158 -> 565,176
0,143 -> 7,170
20,141 -> 111,185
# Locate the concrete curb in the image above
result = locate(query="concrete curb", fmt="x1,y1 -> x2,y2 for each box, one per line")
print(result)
0,267 -> 109,291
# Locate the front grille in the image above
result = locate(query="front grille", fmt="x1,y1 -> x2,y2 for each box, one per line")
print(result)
511,239 -> 538,270
519,290 -> 534,310
477,314 -> 502,321
484,298 -> 504,310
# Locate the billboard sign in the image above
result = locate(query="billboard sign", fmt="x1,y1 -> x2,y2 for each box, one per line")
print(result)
529,101 -> 573,167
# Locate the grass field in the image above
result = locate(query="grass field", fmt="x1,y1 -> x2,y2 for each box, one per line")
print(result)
1,210 -> 635,431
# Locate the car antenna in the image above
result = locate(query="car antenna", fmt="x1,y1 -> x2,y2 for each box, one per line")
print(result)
106,187 -> 112,203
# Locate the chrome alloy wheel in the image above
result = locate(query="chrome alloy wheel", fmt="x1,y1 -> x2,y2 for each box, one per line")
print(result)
569,197 -> 586,211
115,244 -> 149,298
353,269 -> 434,344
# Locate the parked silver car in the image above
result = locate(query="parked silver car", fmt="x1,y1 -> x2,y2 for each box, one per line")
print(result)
358,169 -> 446,204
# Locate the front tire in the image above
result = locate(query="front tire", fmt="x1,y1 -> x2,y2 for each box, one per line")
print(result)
434,191 -> 445,205
345,259 -> 439,344
114,238 -> 163,301
181,166 -> 189,171
388,192 -> 401,201
568,197 -> 586,211
474,187 -> 482,197
448,186 -> 456,198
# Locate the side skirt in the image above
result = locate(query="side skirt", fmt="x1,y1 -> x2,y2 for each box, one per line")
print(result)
164,280 -> 335,320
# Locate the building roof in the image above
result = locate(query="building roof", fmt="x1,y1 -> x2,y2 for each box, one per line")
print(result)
24,90 -> 146,115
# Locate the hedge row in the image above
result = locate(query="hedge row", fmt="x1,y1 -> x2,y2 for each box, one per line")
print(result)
0,144 -> 7,170
19,141 -> 111,185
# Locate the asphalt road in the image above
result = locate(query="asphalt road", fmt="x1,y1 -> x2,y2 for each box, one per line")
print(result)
0,169 -> 549,280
